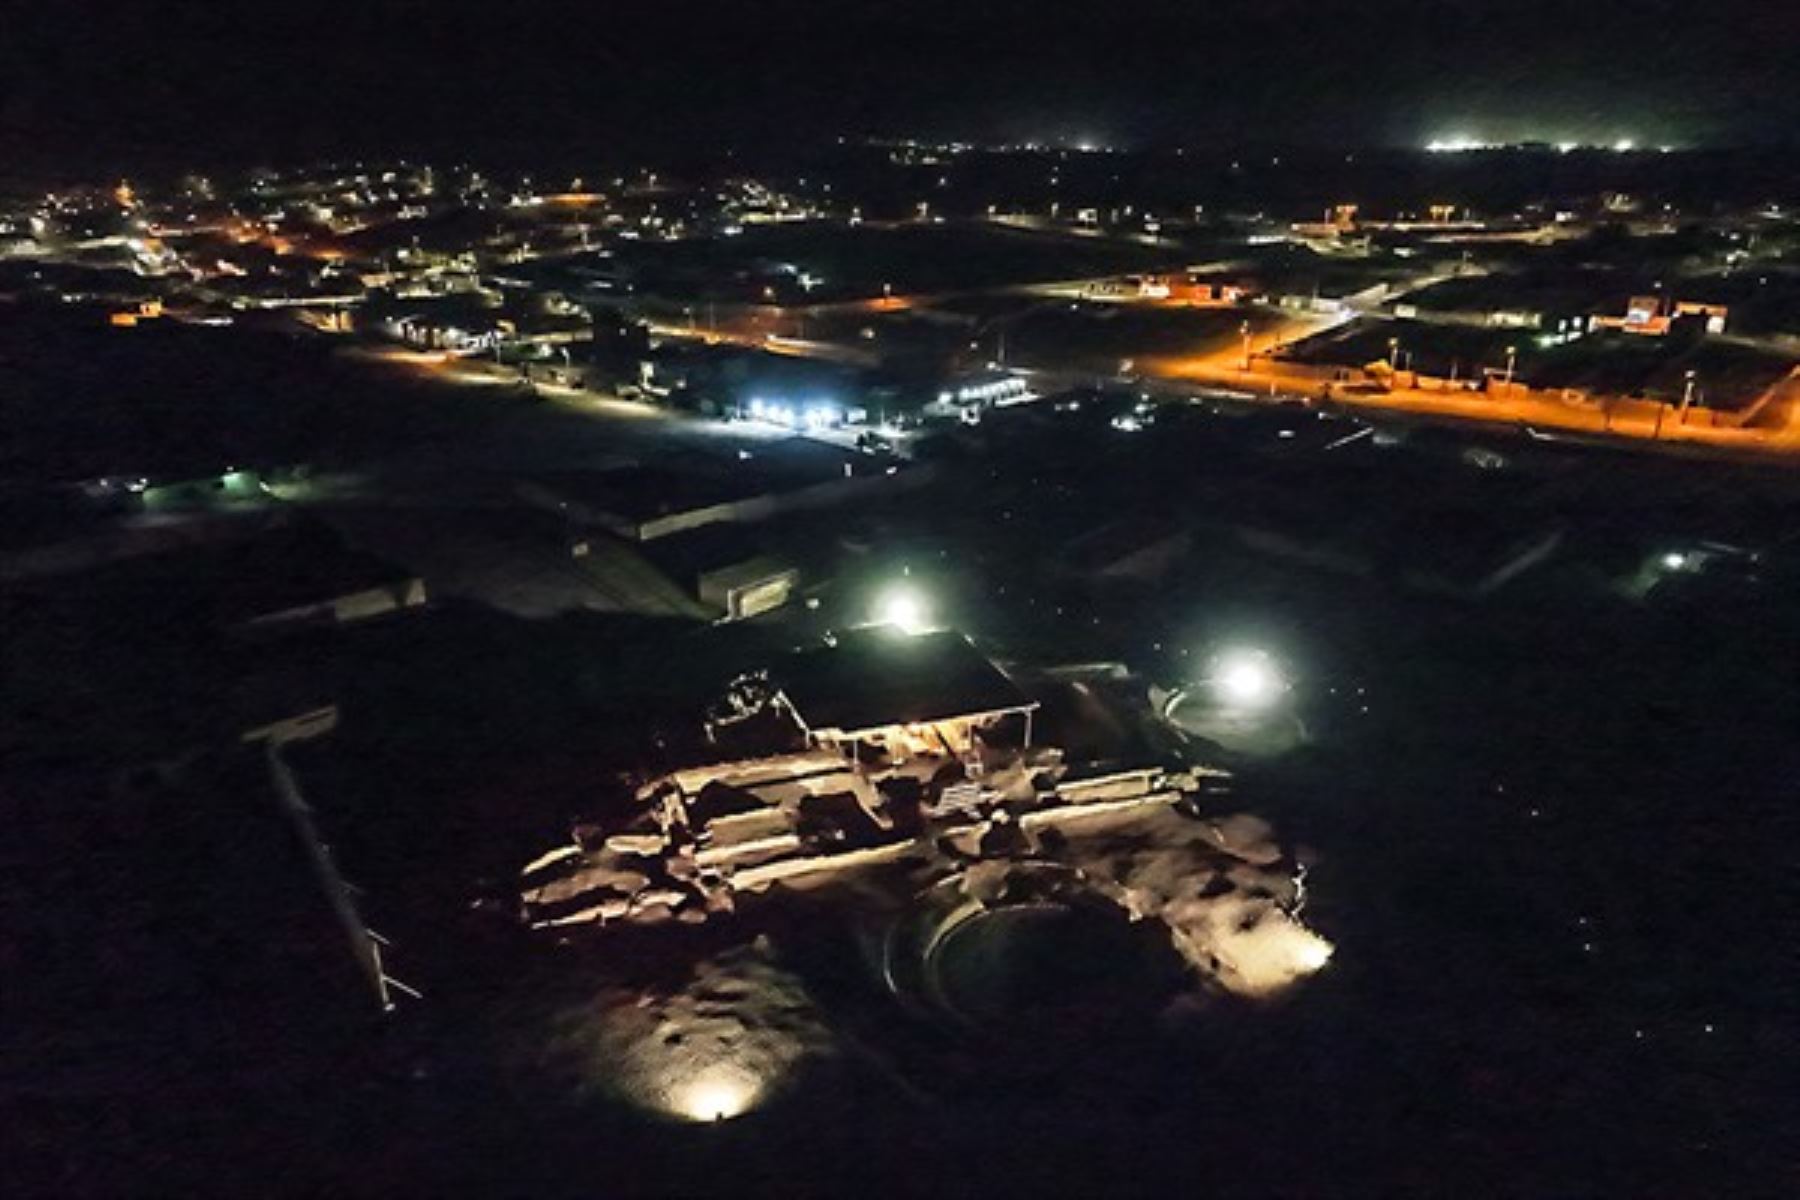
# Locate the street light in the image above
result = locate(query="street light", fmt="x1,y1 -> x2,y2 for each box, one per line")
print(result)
1388,337 -> 1400,370
873,582 -> 931,635
1159,644 -> 1302,757
1504,344 -> 1517,392
1206,647 -> 1288,712
1240,319 -> 1253,371
1678,369 -> 1698,426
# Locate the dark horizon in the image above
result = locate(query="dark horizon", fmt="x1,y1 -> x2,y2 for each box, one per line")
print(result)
5,0 -> 1798,175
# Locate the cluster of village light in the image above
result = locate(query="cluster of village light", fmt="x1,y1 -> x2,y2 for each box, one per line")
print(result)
936,375 -> 1032,407
745,396 -> 842,431
1425,136 -> 1660,154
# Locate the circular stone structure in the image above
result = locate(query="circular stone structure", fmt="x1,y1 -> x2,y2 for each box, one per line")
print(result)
1162,689 -> 1307,758
874,866 -> 1185,1030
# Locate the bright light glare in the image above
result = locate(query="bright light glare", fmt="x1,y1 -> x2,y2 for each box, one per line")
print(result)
1661,552 -> 1688,571
669,1066 -> 761,1123
1292,934 -> 1335,973
874,584 -> 931,635
1213,917 -> 1335,997
1209,648 -> 1285,709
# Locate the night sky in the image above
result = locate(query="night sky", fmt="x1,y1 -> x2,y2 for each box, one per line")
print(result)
4,0 -> 1797,171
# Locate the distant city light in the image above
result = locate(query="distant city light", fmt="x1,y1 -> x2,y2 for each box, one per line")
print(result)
747,397 -> 808,428
1425,137 -> 1492,154
1428,137 -> 1652,155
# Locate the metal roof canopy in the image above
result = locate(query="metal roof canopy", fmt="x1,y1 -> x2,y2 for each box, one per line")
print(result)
776,628 -> 1036,741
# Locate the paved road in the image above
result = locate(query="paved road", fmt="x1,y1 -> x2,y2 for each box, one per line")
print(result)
1146,347 -> 1800,454
356,296 -> 1800,474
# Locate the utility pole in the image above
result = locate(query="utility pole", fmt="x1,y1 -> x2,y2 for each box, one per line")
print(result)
1678,369 -> 1697,425
1242,320 -> 1253,371
1504,344 -> 1517,392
